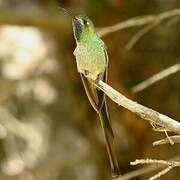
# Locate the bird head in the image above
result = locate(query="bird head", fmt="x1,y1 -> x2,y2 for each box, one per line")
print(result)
72,15 -> 94,42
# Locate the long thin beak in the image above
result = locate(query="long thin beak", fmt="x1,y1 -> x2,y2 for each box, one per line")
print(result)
58,7 -> 74,17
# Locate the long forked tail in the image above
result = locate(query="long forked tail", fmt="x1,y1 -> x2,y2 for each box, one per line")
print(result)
99,102 -> 121,177
80,74 -> 120,177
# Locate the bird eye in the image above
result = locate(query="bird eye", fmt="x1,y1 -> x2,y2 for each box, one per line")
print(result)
83,20 -> 89,26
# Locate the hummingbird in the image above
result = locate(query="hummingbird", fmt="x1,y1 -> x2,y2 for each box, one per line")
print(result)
59,7 -> 121,177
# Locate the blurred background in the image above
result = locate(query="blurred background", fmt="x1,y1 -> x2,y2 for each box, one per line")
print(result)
0,0 -> 180,179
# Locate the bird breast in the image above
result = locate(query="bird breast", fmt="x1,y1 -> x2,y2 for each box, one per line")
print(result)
73,42 -> 107,79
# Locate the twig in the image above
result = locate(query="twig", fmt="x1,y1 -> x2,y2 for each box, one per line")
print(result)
151,122 -> 169,132
152,127 -> 175,145
98,8 -> 180,37
131,159 -> 180,166
148,166 -> 174,180
153,135 -> 180,146
125,23 -> 158,51
124,9 -> 180,50
164,130 -> 174,145
117,155 -> 180,180
131,62 -> 180,93
93,80 -> 180,134
131,159 -> 180,180
117,165 -> 159,180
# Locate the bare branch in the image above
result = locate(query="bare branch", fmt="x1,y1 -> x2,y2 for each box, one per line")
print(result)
117,165 -> 159,180
131,159 -> 180,180
151,122 -> 170,132
131,62 -> 180,93
93,80 -> 180,134
152,128 -> 175,145
153,135 -> 180,146
98,8 -> 180,37
148,166 -> 174,180
164,130 -> 174,145
117,155 -> 180,180
125,23 -> 158,51
131,159 -> 180,166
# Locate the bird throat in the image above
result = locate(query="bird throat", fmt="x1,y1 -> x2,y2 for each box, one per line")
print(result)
72,18 -> 82,42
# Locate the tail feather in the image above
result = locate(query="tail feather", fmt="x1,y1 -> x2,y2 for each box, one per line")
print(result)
99,103 -> 121,177
80,73 -> 121,177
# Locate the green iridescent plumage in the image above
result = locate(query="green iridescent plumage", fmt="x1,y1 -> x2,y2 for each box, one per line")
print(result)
74,33 -> 107,79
